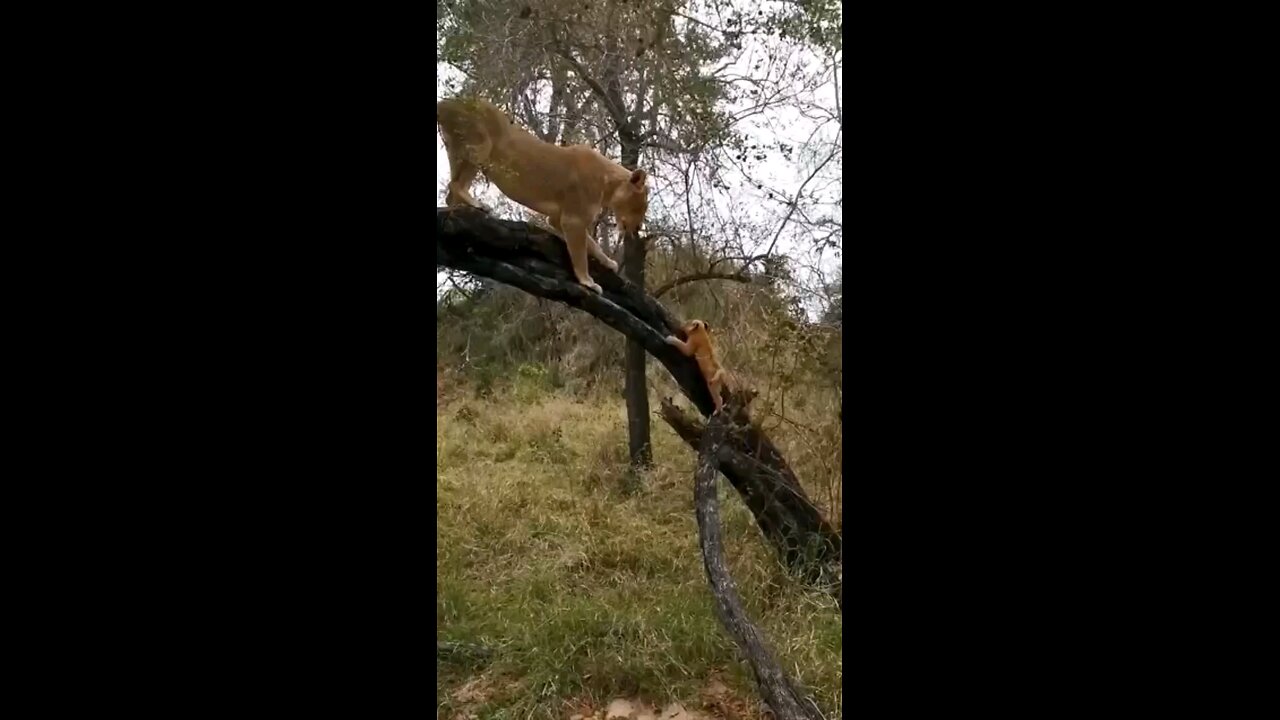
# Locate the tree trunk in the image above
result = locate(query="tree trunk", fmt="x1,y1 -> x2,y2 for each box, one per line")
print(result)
619,137 -> 651,469
555,24 -> 653,471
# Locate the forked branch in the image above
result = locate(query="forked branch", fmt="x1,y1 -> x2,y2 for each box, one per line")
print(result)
695,407 -> 825,720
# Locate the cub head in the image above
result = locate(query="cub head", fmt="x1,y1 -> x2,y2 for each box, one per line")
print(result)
680,319 -> 711,338
611,168 -> 650,238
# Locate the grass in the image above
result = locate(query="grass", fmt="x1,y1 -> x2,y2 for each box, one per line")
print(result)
437,379 -> 842,718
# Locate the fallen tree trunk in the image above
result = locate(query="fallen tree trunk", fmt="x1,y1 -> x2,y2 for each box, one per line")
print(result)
660,398 -> 842,600
436,206 -> 840,586
695,407 -> 825,720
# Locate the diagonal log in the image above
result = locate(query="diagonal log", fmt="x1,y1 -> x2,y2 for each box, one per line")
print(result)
659,398 -> 842,597
695,406 -> 825,720
436,206 -> 841,585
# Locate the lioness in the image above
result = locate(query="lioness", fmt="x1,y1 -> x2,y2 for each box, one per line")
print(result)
436,97 -> 650,294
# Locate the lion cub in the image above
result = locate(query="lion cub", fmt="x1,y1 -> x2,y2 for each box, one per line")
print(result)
436,97 -> 650,294
665,319 -> 728,414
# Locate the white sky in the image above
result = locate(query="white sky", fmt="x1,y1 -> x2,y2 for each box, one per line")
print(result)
436,2 -> 841,309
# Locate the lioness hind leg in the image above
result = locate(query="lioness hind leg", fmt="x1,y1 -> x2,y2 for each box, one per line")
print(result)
559,216 -> 602,294
445,156 -> 486,209
442,134 -> 490,210
708,376 -> 725,413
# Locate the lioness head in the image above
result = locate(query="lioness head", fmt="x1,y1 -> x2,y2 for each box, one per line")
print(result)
611,168 -> 650,237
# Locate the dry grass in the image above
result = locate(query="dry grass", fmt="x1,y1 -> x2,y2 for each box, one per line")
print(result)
437,378 -> 842,718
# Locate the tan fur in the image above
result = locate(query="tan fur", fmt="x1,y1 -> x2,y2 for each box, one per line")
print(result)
436,97 -> 650,294
665,319 -> 728,413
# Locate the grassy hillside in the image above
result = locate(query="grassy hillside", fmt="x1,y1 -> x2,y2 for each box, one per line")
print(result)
437,378 -> 842,718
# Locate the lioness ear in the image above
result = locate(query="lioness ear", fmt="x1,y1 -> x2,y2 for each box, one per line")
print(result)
703,321 -> 712,332
629,168 -> 647,186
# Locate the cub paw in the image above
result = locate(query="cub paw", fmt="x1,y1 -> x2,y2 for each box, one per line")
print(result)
580,280 -> 603,294
601,257 -> 620,272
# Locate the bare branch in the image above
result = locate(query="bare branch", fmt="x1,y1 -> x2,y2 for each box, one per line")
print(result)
642,136 -> 698,155
709,253 -> 769,271
765,136 -> 842,258
653,271 -> 752,298
672,11 -> 732,36
551,43 -> 630,130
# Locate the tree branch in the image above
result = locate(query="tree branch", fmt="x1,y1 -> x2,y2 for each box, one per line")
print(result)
764,135 -> 842,258
653,271 -> 753,298
552,43 -> 630,132
437,207 -> 678,345
708,253 -> 769,271
695,407 -> 825,720
437,206 -> 716,400
642,135 -> 699,155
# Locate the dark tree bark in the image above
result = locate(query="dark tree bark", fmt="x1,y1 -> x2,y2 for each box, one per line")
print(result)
436,206 -> 840,591
694,407 -> 824,720
660,398 -> 841,600
619,139 -> 652,470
